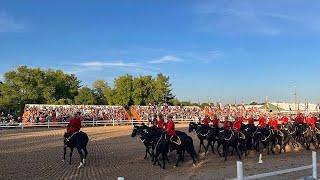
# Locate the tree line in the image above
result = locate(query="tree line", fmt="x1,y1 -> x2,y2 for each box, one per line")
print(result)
0,66 -> 182,115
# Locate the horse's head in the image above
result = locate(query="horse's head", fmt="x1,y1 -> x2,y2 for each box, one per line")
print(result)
188,122 -> 197,132
131,124 -> 142,137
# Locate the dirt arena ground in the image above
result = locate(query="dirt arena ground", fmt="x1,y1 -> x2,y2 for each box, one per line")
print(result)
1,125 -> 319,180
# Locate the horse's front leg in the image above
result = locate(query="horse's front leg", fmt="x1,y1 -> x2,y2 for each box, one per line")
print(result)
63,146 -> 67,162
224,144 -> 228,161
198,140 -> 203,153
162,153 -> 166,169
174,150 -> 182,167
77,147 -> 84,168
211,140 -> 215,153
69,147 -> 73,165
144,148 -> 149,160
217,141 -> 222,157
236,145 -> 242,160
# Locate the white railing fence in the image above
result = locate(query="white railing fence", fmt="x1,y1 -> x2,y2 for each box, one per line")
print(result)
235,151 -> 317,180
0,119 -> 196,129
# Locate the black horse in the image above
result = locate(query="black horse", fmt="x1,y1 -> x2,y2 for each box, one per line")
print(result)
253,127 -> 276,155
63,131 -> 89,168
131,124 -> 157,161
188,122 -> 209,153
204,126 -> 223,155
218,129 -> 242,161
240,124 -> 257,151
165,133 -> 197,167
131,124 -> 170,168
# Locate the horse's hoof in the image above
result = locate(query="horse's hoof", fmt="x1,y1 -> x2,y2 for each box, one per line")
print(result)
173,165 -> 177,168
78,162 -> 83,169
193,163 -> 196,167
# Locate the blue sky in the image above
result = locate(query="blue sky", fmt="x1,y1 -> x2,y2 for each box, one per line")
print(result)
0,0 -> 320,103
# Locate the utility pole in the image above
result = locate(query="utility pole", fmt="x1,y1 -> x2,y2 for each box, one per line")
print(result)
294,86 -> 297,112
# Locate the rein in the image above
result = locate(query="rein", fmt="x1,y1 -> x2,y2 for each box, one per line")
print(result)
224,131 -> 234,141
261,130 -> 271,142
65,132 -> 79,142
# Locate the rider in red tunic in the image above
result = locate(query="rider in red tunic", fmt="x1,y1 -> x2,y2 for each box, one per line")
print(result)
156,114 -> 165,129
224,116 -> 233,131
211,114 -> 219,127
258,116 -> 267,128
202,115 -> 210,126
233,116 -> 243,132
268,117 -> 278,130
281,115 -> 289,125
306,114 -> 316,129
247,116 -> 255,126
295,113 -> 305,124
165,115 -> 176,136
67,112 -> 82,135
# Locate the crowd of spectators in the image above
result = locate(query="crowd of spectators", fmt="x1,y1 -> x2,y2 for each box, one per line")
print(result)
133,105 -> 204,121
23,105 -> 129,123
0,112 -> 19,125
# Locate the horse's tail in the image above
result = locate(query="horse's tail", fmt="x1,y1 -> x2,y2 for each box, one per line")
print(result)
186,136 -> 197,158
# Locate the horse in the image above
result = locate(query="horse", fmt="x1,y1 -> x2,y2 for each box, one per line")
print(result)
218,129 -> 241,161
253,127 -> 276,155
279,123 -> 298,152
302,126 -> 317,150
240,124 -> 257,151
167,133 -> 197,167
132,124 -> 156,161
188,122 -> 209,153
204,126 -> 223,155
63,131 -> 89,168
131,124 -> 170,168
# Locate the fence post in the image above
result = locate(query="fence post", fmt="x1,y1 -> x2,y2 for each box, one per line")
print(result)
237,161 -> 244,180
47,120 -> 50,128
92,119 -> 95,127
312,151 -> 317,179
112,119 -> 115,126
21,122 -> 24,130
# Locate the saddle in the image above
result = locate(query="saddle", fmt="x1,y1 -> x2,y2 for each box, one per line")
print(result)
170,135 -> 182,146
238,132 -> 246,140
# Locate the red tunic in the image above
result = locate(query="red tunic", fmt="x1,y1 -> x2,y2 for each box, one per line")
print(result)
306,117 -> 316,129
268,118 -> 278,130
211,117 -> 219,127
224,121 -> 232,130
233,119 -> 242,132
67,117 -> 81,134
247,117 -> 254,125
202,117 -> 210,126
165,120 -> 176,136
295,115 -> 304,124
156,118 -> 165,129
258,117 -> 266,128
281,116 -> 289,124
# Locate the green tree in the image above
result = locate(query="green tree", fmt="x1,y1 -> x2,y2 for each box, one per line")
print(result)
92,80 -> 111,105
0,66 -> 80,115
74,87 -> 96,105
153,74 -> 174,105
132,75 -> 154,105
113,74 -> 133,108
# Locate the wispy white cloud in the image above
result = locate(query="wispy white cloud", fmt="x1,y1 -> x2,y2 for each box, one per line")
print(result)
75,61 -> 138,68
0,11 -> 24,32
148,55 -> 183,64
194,1 -> 320,35
182,50 -> 223,63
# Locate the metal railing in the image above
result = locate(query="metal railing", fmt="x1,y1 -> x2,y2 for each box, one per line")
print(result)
233,151 -> 317,180
0,119 -> 196,129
